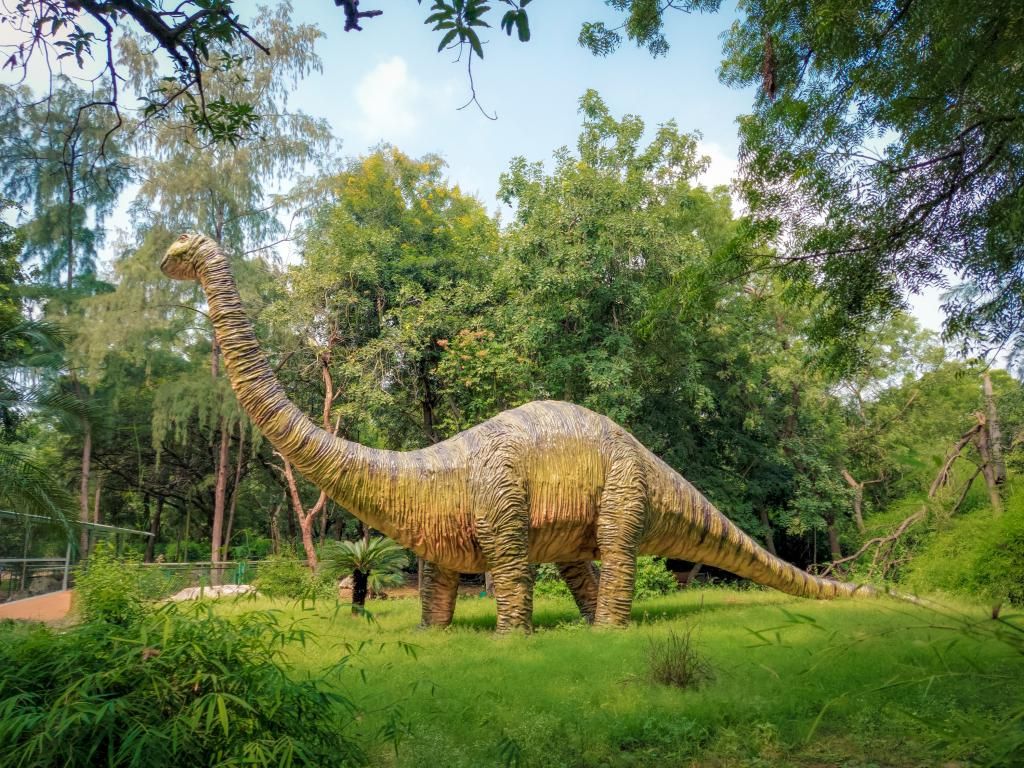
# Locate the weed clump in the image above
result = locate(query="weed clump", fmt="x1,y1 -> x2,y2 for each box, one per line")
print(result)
647,625 -> 713,689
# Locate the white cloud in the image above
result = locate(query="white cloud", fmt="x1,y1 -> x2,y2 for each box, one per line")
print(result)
696,141 -> 738,190
352,56 -> 422,143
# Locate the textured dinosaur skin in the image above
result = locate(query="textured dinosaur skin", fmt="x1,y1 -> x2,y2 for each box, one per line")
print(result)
162,233 -> 875,631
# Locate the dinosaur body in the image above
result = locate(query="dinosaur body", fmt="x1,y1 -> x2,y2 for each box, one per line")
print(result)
162,233 -> 874,631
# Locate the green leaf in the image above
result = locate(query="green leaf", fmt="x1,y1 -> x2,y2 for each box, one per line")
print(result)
437,28 -> 459,51
515,10 -> 530,42
465,27 -> 484,58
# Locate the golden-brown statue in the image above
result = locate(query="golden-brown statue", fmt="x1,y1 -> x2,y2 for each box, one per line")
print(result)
162,233 -> 874,632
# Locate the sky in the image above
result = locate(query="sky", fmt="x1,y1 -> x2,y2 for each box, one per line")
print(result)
0,0 -> 945,331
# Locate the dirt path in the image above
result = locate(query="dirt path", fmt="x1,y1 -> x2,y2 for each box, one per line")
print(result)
0,590 -> 72,622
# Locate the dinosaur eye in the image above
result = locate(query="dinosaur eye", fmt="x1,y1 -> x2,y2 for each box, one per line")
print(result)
177,234 -> 189,242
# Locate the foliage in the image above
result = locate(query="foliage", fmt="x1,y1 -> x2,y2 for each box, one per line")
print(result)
534,557 -> 676,601
533,563 -> 571,599
647,624 -> 713,689
0,603 -> 367,767
0,78 -> 131,289
73,543 -> 163,625
633,556 -> 678,600
719,0 -> 1024,369
251,553 -> 335,601
320,537 -> 410,594
228,531 -> 274,560
905,486 -> 1024,605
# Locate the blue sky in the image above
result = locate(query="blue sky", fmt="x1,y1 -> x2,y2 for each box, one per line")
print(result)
280,0 -> 751,206
0,0 -> 944,330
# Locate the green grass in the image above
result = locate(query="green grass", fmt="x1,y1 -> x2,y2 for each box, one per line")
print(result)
216,588 -> 1024,767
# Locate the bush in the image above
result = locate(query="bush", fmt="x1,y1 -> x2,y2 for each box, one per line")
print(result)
634,556 -> 678,600
158,540 -> 207,562
904,494 -> 1024,604
0,603 -> 368,767
228,530 -> 274,560
252,554 -> 336,601
73,543 -> 164,625
533,557 -> 677,601
534,563 -> 572,599
647,625 -> 714,689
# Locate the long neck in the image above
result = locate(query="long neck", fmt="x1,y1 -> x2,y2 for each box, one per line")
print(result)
196,245 -> 396,530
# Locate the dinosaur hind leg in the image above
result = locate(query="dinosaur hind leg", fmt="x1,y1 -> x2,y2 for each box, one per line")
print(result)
594,448 -> 647,627
419,561 -> 460,628
557,560 -> 598,623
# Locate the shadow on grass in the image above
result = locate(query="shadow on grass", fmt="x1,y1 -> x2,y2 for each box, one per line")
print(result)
446,590 -> 793,631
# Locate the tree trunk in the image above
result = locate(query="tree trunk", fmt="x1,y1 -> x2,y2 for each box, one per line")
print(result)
91,475 -> 102,525
210,416 -> 231,585
280,458 -> 325,571
79,423 -> 92,559
826,519 -> 842,561
757,508 -> 778,556
484,571 -> 494,597
841,469 -> 867,533
684,562 -> 703,586
298,512 -> 318,571
983,372 -> 1006,485
269,502 -> 281,555
223,424 -> 245,562
973,415 -> 1003,515
351,569 -> 369,615
182,506 -> 191,563
145,496 -> 163,562
66,167 -> 75,289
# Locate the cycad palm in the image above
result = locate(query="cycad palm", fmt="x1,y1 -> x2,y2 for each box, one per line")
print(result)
321,537 -> 409,615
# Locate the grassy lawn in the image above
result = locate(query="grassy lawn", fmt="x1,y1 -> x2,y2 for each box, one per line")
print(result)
219,588 -> 1023,767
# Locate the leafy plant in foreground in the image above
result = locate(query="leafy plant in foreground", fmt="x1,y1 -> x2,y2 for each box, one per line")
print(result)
0,602 -> 368,767
72,541 -> 167,624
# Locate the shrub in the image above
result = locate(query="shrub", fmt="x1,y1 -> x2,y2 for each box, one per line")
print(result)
647,625 -> 713,689
534,563 -> 572,599
0,603 -> 368,767
904,495 -> 1024,604
228,530 -> 274,560
252,554 -> 336,600
73,542 -> 164,625
533,557 -> 678,601
634,556 -> 678,600
158,540 -> 207,562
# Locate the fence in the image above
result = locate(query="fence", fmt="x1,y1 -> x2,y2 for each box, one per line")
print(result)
138,560 -> 259,598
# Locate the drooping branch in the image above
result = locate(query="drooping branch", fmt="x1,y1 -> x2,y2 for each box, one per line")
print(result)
821,421 -> 987,579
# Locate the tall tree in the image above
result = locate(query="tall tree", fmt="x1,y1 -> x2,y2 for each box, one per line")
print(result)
719,0 -> 1024,368
270,147 -> 497,566
76,2 -> 330,571
0,79 -> 130,289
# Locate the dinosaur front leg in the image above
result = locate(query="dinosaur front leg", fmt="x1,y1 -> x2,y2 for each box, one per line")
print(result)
419,561 -> 461,628
594,450 -> 647,627
476,511 -> 533,632
557,560 -> 599,623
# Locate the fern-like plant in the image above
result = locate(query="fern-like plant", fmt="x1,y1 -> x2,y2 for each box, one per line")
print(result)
320,537 -> 409,615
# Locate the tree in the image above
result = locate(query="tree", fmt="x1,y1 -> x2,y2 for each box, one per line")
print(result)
1,1 -> 707,139
0,78 -> 131,289
0,206 -> 76,523
74,2 -> 330,572
718,0 -> 1024,369
320,536 -> 409,615
267,147 -> 496,570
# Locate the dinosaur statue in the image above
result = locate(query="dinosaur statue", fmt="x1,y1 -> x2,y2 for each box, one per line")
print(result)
161,233 -> 875,631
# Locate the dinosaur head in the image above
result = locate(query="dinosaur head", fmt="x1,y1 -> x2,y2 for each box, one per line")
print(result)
161,232 -> 216,281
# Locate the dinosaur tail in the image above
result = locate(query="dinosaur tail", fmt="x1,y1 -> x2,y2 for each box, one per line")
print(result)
642,460 -> 875,599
